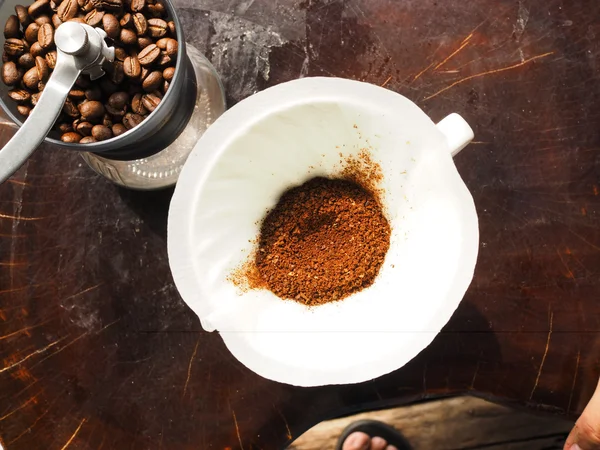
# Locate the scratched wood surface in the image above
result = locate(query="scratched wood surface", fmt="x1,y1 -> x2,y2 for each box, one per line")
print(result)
0,0 -> 599,448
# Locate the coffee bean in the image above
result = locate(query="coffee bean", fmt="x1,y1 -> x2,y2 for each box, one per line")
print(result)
114,46 -> 127,61
120,28 -> 136,45
68,88 -> 86,99
51,14 -> 63,28
140,66 -> 149,81
18,53 -> 35,69
161,40 -> 178,54
29,0 -> 50,16
107,91 -> 128,109
142,70 -> 161,91
57,121 -> 72,133
104,114 -> 118,128
91,0 -> 122,11
50,0 -> 61,11
105,105 -> 124,116
144,4 -> 157,17
84,9 -> 104,26
110,60 -> 124,84
4,15 -> 20,39
78,0 -> 94,13
79,136 -> 96,143
167,20 -> 175,36
35,56 -> 49,81
34,15 -> 52,26
8,89 -> 30,103
146,2 -> 164,17
79,100 -> 104,119
130,93 -> 147,114
112,123 -> 126,136
25,23 -> 40,43
141,93 -> 160,112
37,80 -> 46,91
162,66 -> 174,81
123,55 -> 141,78
17,105 -> 31,116
102,13 -> 120,39
131,12 -> 147,35
157,51 -> 170,66
31,92 -> 41,105
61,131 -> 82,142
137,36 -> 152,49
15,5 -> 31,27
123,112 -> 143,129
2,53 -> 10,63
165,38 -> 177,56
45,50 -> 57,68
2,61 -> 21,85
68,17 -> 86,24
130,0 -> 144,12
138,44 -> 159,65
85,86 -> 101,100
150,88 -> 162,99
75,120 -> 93,135
57,0 -> 78,21
92,124 -> 112,140
22,67 -> 39,89
102,115 -> 115,129
62,98 -> 79,117
119,12 -> 132,27
147,18 -> 166,37
4,38 -> 25,56
37,23 -> 54,49
162,79 -> 169,93
155,37 -> 167,49
30,42 -> 44,57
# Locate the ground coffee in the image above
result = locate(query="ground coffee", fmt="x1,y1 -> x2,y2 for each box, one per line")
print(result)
251,176 -> 391,306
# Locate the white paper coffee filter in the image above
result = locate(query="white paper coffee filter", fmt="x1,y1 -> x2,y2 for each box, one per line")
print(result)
168,77 -> 478,387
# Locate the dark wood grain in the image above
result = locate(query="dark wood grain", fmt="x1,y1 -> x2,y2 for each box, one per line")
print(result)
1,0 -> 599,448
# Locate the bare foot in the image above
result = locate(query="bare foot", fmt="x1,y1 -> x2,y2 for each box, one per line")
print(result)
342,431 -> 398,450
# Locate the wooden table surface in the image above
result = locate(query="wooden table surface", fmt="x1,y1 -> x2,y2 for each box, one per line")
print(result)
1,0 -> 599,448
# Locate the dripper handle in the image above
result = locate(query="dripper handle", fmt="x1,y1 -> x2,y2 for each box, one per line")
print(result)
436,113 -> 475,157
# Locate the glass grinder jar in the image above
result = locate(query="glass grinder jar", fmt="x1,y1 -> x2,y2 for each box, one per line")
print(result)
0,0 -> 226,190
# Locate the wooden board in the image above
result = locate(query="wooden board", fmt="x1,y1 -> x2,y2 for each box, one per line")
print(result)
288,396 -> 573,450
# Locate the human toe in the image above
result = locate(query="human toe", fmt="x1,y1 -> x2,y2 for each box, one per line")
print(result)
370,436 -> 388,450
342,431 -> 371,450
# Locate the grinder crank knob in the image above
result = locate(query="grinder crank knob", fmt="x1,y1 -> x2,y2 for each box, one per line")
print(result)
55,21 -> 90,56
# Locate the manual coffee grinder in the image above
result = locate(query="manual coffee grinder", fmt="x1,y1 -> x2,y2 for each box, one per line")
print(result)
0,0 -> 226,190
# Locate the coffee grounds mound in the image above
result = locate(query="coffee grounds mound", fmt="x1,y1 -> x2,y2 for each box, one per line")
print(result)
252,176 -> 391,306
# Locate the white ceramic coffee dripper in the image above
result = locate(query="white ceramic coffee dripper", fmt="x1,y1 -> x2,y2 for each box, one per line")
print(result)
168,77 -> 478,387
